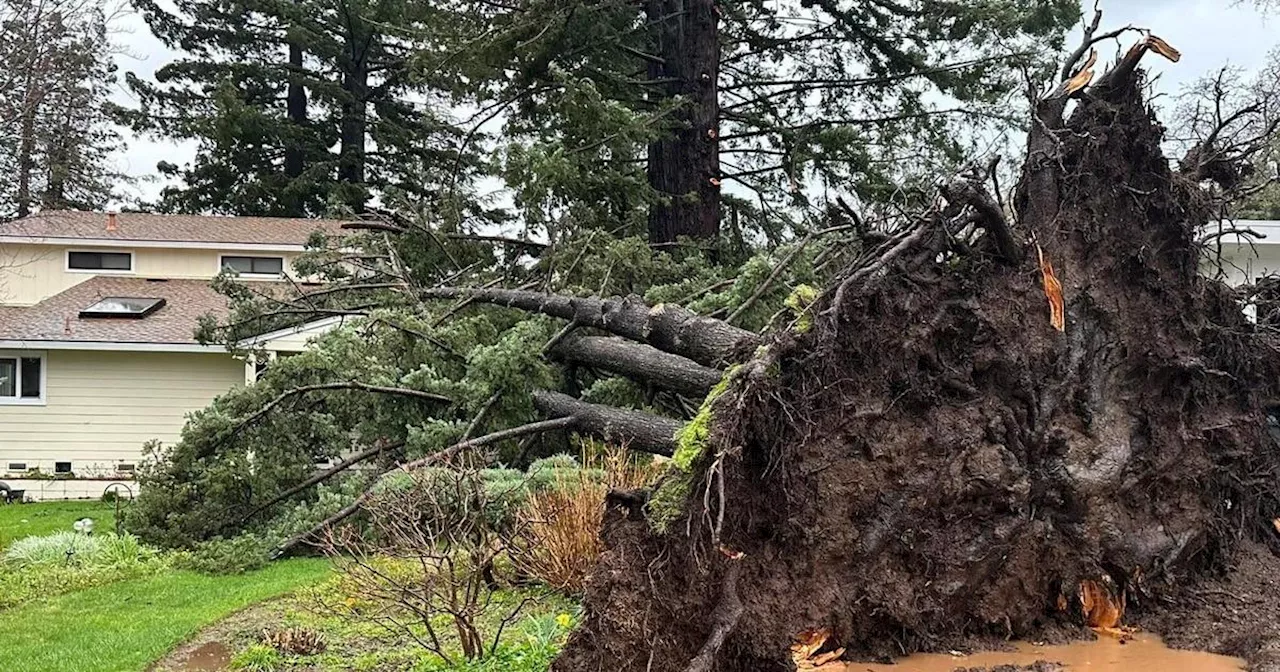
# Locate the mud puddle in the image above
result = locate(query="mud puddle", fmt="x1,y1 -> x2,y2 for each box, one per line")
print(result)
172,642 -> 231,671
816,633 -> 1245,671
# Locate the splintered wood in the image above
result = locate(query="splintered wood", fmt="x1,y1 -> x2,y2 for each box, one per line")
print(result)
792,629 -> 845,669
1037,244 -> 1066,332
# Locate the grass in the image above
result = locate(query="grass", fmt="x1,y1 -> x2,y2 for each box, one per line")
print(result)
0,500 -> 119,550
0,558 -> 331,672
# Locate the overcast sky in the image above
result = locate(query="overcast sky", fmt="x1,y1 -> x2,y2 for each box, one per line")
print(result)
107,0 -> 1279,206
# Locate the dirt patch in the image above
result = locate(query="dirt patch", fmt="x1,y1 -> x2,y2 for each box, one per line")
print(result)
1139,542 -> 1280,671
148,600 -> 287,672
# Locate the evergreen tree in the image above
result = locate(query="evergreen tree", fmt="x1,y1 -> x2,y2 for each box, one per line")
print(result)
123,0 -> 461,216
0,0 -> 123,219
430,0 -> 1079,245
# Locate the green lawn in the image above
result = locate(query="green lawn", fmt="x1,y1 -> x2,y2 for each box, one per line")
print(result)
0,558 -> 331,672
0,500 -> 118,549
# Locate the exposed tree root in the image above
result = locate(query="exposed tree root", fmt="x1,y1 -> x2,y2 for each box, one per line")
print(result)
551,37 -> 1280,672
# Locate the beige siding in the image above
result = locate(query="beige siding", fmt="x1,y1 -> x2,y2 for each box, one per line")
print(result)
0,243 -> 303,306
0,350 -> 243,476
0,243 -> 83,306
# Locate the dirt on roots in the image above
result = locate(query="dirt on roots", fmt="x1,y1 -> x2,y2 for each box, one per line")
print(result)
552,70 -> 1280,672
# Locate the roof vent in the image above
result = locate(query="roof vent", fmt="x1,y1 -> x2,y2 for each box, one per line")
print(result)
106,212 -> 119,232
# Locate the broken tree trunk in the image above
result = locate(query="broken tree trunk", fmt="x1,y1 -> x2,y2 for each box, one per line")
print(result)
418,286 -> 760,368
550,334 -> 724,397
552,37 -> 1280,672
533,390 -> 681,457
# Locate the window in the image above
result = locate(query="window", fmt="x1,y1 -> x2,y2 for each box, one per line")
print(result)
116,464 -> 135,474
54,462 -> 72,474
0,352 -> 44,404
79,297 -> 166,319
68,251 -> 133,272
7,463 -> 27,472
221,255 -> 284,276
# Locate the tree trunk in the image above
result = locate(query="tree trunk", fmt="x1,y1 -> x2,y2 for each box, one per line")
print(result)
644,0 -> 720,246
16,107 -> 35,218
550,334 -> 724,397
417,286 -> 760,368
338,29 -> 370,212
533,390 -> 681,456
285,36 -> 307,176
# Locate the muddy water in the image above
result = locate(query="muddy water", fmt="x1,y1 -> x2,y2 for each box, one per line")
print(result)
833,634 -> 1244,672
175,642 -> 231,671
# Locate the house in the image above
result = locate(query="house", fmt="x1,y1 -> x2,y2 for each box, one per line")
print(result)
0,210 -> 347,499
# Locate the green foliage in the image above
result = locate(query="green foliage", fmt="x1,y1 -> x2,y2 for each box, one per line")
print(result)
230,644 -> 285,672
173,535 -> 274,575
3,532 -> 157,568
785,284 -> 819,333
0,530 -> 169,610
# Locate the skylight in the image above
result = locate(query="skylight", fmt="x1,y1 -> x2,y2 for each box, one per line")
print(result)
79,297 -> 166,319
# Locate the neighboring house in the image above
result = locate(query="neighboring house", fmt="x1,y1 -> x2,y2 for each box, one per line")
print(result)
0,210 -> 347,498
1205,220 -> 1280,286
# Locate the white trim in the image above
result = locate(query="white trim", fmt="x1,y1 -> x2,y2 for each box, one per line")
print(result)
236,315 -> 351,348
217,253 -> 287,280
0,350 -> 47,406
66,249 -> 135,274
0,339 -> 218,353
0,235 -> 308,252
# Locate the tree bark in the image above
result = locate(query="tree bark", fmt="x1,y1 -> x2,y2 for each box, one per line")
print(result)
551,334 -> 723,397
338,21 -> 370,212
284,20 -> 307,190
645,0 -> 720,245
418,286 -> 760,368
533,390 -> 681,456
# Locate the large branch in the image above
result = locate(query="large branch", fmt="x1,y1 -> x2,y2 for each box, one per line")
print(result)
551,335 -> 724,397
418,287 -> 760,368
533,390 -> 682,456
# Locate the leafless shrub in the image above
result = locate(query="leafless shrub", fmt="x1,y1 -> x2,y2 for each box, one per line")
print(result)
315,462 -> 534,665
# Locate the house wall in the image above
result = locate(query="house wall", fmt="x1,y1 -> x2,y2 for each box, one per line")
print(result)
0,350 -> 244,478
0,243 -> 303,306
1209,241 -> 1280,286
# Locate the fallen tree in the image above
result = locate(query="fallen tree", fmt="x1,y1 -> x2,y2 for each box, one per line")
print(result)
125,11 -> 1280,667
539,30 -> 1280,672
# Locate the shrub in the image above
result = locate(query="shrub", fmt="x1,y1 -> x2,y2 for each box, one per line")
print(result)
513,446 -> 660,594
3,532 -> 102,567
229,644 -> 284,672
2,531 -> 156,569
0,532 -> 168,609
174,535 -> 273,575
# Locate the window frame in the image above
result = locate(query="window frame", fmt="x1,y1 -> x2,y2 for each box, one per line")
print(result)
0,350 -> 47,406
66,249 -> 135,274
218,254 -> 286,279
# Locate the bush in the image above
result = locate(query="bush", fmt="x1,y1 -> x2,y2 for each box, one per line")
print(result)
229,644 -> 284,672
174,535 -> 273,575
0,531 -> 168,609
3,531 -> 157,569
513,447 -> 660,594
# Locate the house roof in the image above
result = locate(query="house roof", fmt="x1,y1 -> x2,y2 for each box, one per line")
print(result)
0,277 -> 233,348
0,210 -> 347,248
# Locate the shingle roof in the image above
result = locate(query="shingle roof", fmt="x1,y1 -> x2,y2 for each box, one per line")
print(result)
0,210 -> 347,247
0,277 -> 234,345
